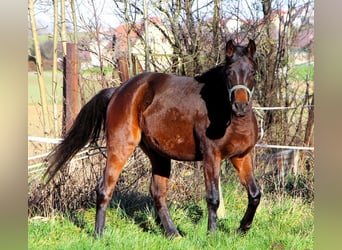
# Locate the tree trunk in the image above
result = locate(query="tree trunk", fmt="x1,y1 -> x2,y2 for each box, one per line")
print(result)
304,95 -> 314,147
124,0 -> 134,78
60,0 -> 67,57
212,0 -> 221,65
90,0 -> 106,84
183,0 -> 200,75
28,0 -> 51,136
143,0 -> 150,72
52,0 -> 59,137
69,0 -> 78,44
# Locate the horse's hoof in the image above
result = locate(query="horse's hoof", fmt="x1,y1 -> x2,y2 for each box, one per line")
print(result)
236,227 -> 249,235
167,232 -> 183,240
173,235 -> 183,240
93,230 -> 103,239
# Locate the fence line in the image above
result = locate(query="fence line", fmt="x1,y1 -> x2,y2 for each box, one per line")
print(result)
28,104 -> 314,173
28,142 -> 314,167
28,152 -> 50,161
253,105 -> 313,111
28,139 -> 314,174
28,136 -> 62,144
255,144 -> 314,151
28,146 -> 95,174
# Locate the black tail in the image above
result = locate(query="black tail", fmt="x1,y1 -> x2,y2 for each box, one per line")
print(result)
44,87 -> 117,184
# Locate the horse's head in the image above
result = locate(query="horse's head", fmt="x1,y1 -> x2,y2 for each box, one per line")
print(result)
225,39 -> 257,117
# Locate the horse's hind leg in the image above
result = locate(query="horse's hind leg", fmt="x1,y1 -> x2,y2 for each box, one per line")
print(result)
142,147 -> 181,238
231,152 -> 261,233
94,133 -> 140,237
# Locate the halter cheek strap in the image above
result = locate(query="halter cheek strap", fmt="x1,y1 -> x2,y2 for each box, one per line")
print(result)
227,85 -> 254,102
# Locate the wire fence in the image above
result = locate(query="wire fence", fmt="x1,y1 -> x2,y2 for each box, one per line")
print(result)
28,105 -> 314,214
28,105 -> 314,176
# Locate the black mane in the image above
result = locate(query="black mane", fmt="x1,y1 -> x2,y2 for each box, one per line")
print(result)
195,65 -> 232,139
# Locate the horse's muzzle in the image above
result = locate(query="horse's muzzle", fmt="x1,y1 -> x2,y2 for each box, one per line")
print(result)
232,102 -> 250,116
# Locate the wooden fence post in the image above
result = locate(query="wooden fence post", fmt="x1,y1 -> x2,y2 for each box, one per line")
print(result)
63,43 -> 80,136
217,176 -> 226,219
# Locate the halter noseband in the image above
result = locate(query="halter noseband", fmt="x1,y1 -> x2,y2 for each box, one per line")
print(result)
227,85 -> 254,102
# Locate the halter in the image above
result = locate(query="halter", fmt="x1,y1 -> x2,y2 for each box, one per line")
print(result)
227,84 -> 254,102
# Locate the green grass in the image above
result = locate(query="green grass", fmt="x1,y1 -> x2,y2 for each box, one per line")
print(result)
289,63 -> 314,82
28,180 -> 313,250
81,66 -> 115,77
28,70 -> 107,105
28,71 -> 64,105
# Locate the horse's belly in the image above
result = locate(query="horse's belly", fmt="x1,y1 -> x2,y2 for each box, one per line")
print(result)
141,108 -> 199,160
143,133 -> 197,161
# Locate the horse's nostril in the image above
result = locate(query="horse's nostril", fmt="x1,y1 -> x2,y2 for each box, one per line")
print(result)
232,102 -> 249,116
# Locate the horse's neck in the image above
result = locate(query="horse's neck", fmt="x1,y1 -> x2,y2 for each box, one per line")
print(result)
195,65 -> 225,84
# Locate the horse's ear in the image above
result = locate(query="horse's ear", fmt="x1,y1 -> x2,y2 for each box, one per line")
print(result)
247,39 -> 256,57
225,40 -> 235,57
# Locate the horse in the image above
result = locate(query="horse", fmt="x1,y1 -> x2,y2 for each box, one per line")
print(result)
44,39 -> 261,238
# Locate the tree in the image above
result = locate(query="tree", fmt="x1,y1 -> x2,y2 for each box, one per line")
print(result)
28,0 -> 51,136
212,0 -> 222,65
255,0 -> 314,147
51,0 -> 59,137
108,0 -> 313,148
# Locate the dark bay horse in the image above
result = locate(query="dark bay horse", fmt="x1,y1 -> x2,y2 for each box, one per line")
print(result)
45,39 -> 261,238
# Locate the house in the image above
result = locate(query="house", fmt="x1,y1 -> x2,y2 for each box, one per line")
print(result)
225,16 -> 250,34
253,8 -> 314,65
78,32 -> 115,70
112,16 -> 174,79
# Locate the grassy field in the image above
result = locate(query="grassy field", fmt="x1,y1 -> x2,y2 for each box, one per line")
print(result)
28,70 -> 107,105
28,177 -> 313,250
289,63 -> 314,82
28,71 -> 63,105
28,70 -> 105,137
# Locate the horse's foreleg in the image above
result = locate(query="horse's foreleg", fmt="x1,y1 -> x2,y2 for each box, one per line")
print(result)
231,152 -> 261,233
148,154 -> 180,238
203,155 -> 221,232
